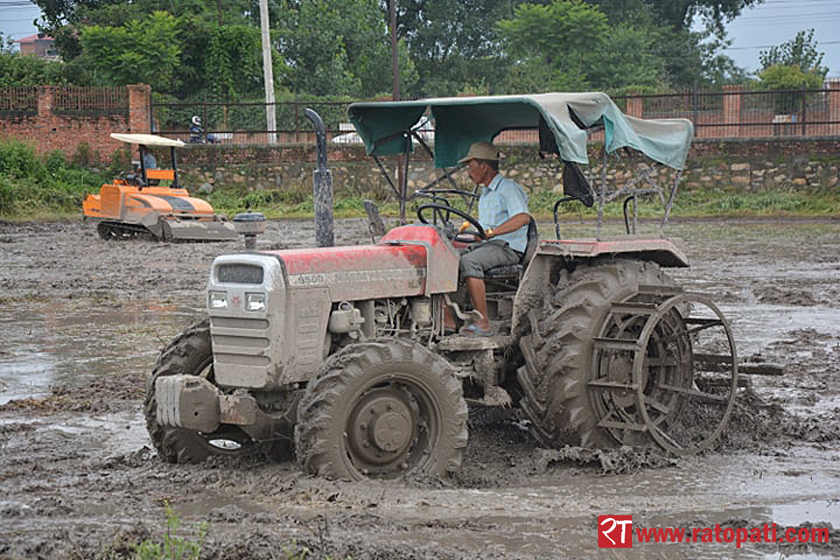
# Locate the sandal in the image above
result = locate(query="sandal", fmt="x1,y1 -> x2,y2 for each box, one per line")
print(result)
459,324 -> 494,337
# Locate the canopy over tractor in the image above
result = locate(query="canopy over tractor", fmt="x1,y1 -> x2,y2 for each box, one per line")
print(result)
349,92 -> 693,236
83,133 -> 236,242
349,92 -> 693,169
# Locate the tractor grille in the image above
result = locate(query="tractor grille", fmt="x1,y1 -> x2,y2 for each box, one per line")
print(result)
211,316 -> 271,368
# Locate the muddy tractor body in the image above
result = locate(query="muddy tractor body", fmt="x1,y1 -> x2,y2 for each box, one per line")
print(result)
83,133 -> 236,242
147,93 -> 740,480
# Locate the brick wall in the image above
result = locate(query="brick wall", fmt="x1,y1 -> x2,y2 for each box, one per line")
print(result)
0,84 -> 151,162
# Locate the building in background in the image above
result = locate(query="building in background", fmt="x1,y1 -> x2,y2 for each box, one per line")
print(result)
15,34 -> 58,60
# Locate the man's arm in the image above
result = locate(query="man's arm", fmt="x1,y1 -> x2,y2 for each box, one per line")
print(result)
485,212 -> 530,239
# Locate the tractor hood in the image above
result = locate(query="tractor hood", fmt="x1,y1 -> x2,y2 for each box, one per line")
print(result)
261,224 -> 459,300
129,191 -> 216,215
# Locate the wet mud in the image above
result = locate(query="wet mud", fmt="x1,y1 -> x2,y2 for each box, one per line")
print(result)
1,217 -> 839,559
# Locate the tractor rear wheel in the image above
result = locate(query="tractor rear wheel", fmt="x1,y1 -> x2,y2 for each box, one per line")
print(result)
517,259 -> 683,449
295,339 -> 468,481
144,319 -> 262,463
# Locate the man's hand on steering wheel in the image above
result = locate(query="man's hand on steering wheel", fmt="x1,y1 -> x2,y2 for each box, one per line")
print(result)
417,203 -> 486,243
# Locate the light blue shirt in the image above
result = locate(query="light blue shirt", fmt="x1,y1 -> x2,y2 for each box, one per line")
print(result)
478,173 -> 529,253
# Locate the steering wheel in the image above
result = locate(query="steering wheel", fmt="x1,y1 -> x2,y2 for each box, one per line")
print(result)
417,203 -> 486,243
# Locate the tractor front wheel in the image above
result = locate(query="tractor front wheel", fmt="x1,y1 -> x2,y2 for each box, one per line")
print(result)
144,319 -> 263,463
295,339 -> 468,480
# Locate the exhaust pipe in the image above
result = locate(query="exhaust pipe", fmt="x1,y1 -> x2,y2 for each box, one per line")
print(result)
304,108 -> 334,248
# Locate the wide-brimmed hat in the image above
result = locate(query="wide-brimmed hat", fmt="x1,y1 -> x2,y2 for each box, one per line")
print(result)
458,141 -> 501,164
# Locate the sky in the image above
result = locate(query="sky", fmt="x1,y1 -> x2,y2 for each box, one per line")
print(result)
0,0 -> 838,78
719,0 -> 839,77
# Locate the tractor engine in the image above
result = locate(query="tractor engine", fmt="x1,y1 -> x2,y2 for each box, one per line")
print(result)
204,224 -> 459,390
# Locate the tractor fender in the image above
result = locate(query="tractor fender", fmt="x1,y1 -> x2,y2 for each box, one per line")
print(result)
534,238 -> 689,268
511,237 -> 689,335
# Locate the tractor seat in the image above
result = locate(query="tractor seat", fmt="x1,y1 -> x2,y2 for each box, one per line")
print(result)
485,217 -> 539,279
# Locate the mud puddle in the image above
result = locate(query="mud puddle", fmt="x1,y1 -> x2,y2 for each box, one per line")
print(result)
0,298 -> 201,405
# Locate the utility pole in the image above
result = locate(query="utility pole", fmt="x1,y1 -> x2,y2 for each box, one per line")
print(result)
259,0 -> 277,144
389,0 -> 407,222
389,0 -> 399,101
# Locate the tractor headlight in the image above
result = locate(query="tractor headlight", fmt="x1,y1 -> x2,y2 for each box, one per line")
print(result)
245,292 -> 266,312
209,291 -> 229,309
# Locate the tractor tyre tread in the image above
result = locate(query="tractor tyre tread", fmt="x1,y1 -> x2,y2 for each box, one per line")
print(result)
518,260 -> 675,449
295,338 -> 468,481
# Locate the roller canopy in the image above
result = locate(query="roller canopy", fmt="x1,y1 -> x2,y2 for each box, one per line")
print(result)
348,92 -> 694,171
110,133 -> 185,148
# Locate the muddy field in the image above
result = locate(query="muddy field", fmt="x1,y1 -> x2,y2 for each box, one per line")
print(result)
1,217 -> 839,559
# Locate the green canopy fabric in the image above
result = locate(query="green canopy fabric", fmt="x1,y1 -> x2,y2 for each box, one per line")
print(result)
348,92 -> 694,170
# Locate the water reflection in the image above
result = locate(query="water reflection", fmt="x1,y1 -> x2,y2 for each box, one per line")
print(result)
0,298 -> 201,404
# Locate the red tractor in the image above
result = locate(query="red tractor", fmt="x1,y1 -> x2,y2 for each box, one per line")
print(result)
146,93 -> 739,480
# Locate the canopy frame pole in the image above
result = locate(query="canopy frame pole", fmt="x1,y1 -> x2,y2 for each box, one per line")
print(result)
372,155 -> 402,201
399,136 -> 411,224
661,170 -> 682,232
412,131 -> 466,198
596,148 -> 608,241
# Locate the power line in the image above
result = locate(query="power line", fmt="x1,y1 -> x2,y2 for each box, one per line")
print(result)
728,40 -> 840,51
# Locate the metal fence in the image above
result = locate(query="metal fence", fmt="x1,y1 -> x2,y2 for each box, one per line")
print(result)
616,87 -> 839,139
0,86 -> 129,117
0,86 -> 37,114
146,86 -> 840,145
152,98 -> 352,145
52,86 -> 128,116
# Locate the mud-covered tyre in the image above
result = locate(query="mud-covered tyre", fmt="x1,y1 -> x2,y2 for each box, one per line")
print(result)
517,259 -> 678,449
295,339 -> 468,481
144,319 -> 261,463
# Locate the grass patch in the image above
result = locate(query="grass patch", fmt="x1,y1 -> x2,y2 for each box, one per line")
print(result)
202,182 -> 840,221
134,503 -> 206,560
676,189 -> 839,217
0,139 -> 113,218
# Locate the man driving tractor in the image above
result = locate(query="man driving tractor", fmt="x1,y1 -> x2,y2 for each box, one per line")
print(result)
445,141 -> 531,337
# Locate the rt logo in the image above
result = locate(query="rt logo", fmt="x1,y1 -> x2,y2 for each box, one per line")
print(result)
599,515 -> 633,548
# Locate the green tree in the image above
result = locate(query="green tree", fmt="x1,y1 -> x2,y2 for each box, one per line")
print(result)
33,0 -> 261,92
759,64 -> 824,91
79,11 -> 181,90
275,0 -> 413,98
758,30 -> 827,115
203,23 -> 270,100
0,52 -> 68,86
397,0 -> 518,96
497,0 -> 617,92
584,0 -> 756,88
586,6 -> 666,91
0,32 -> 68,85
589,0 -> 764,31
759,29 -> 828,78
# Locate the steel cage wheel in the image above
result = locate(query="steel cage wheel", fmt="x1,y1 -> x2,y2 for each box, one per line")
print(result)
590,299 -> 694,448
633,293 -> 738,455
516,260 -> 680,449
